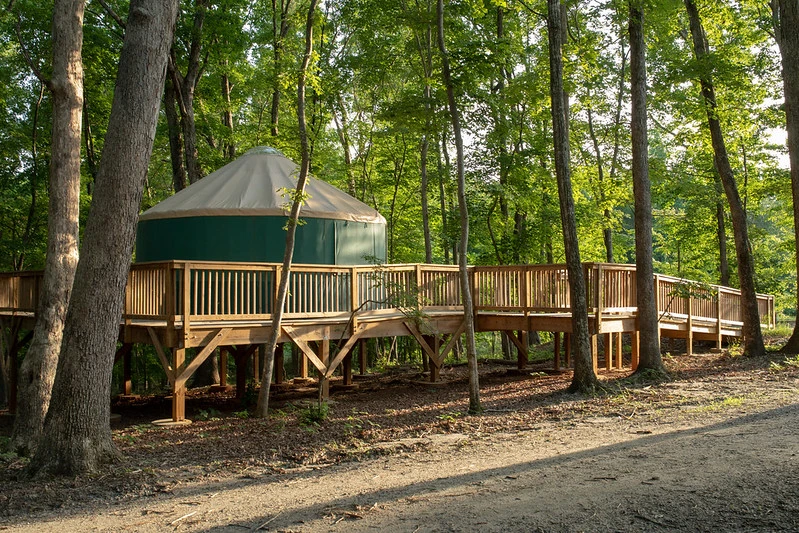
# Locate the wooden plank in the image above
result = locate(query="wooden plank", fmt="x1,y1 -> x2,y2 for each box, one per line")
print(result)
631,331 -> 640,371
147,326 -> 174,384
175,327 -> 232,384
505,331 -> 528,361
320,339 -> 330,400
604,333 -> 612,371
615,332 -> 623,369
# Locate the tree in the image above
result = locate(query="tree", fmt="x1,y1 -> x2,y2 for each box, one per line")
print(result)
437,0 -> 481,414
10,0 -> 85,455
628,0 -> 662,373
27,0 -> 180,476
547,0 -> 598,393
772,0 -> 799,353
684,0 -> 764,357
255,0 -> 319,418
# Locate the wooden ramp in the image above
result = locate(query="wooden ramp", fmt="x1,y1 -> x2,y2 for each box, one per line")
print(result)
0,262 -> 776,421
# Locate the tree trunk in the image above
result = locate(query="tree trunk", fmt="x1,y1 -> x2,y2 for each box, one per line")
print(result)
716,191 -> 730,286
11,0 -> 85,456
28,0 -> 180,476
547,0 -> 598,393
255,0 -> 319,418
221,70 -> 235,160
629,1 -> 662,374
164,75 -> 187,192
270,0 -> 294,138
684,0 -> 764,357
773,0 -> 799,352
437,0 -> 481,414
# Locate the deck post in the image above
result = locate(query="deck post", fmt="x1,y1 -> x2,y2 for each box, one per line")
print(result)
553,331 -> 561,371
631,331 -> 640,371
219,347 -> 228,386
299,343 -> 308,378
430,336 -> 441,382
604,332 -> 612,371
654,274 -> 662,346
615,333 -> 622,369
172,347 -> 186,422
275,343 -> 285,384
591,335 -> 598,373
564,333 -> 571,368
687,294 -> 693,356
320,339 -> 330,400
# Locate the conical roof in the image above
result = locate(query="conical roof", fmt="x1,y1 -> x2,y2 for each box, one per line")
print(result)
139,147 -> 385,224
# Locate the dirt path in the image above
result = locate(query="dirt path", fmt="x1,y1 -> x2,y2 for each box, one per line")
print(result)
3,354 -> 799,532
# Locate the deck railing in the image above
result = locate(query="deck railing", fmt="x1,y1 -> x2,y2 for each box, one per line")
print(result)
0,262 -> 776,330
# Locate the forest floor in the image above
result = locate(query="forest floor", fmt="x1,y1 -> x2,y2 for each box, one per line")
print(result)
1,333 -> 799,532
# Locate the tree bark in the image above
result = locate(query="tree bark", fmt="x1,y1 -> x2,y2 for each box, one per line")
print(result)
11,0 -> 85,456
438,0 -> 481,414
629,1 -> 662,374
270,0 -> 294,137
168,0 -> 206,185
255,0 -> 319,418
221,70 -> 235,160
684,0 -> 764,357
27,0 -> 180,476
547,0 -> 598,393
773,0 -> 799,352
164,75 -> 187,192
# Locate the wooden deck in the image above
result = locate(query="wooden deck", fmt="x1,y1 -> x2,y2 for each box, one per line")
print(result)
0,262 -> 776,422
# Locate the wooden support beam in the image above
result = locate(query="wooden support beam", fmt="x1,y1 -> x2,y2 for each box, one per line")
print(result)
430,336 -> 440,382
358,338 -> 367,375
591,335 -> 598,374
604,333 -> 612,371
716,294 -> 723,350
631,331 -> 640,371
320,339 -> 330,400
343,351 -> 352,386
553,332 -> 561,371
253,344 -> 262,382
147,326 -> 174,385
519,330 -> 528,369
176,328 -> 232,384
284,327 -> 328,375
504,331 -> 528,366
275,343 -> 285,384
219,347 -> 228,386
324,327 -> 365,379
615,333 -> 623,369
172,348 -> 186,422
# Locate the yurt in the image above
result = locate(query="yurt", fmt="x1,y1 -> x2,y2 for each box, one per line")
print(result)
136,147 -> 387,265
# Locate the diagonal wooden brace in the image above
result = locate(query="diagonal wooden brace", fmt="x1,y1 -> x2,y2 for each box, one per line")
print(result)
324,326 -> 365,379
148,326 -> 174,385
284,326 -> 328,374
176,328 -> 232,384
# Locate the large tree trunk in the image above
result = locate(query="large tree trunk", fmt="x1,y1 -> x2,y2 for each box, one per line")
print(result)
547,0 -> 598,393
255,0 -> 319,418
438,0 -> 481,414
629,1 -> 662,373
27,0 -> 179,476
773,0 -> 799,352
11,0 -> 85,455
684,0 -> 764,357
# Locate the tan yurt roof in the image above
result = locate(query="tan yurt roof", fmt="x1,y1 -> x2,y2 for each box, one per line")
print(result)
139,147 -> 385,224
